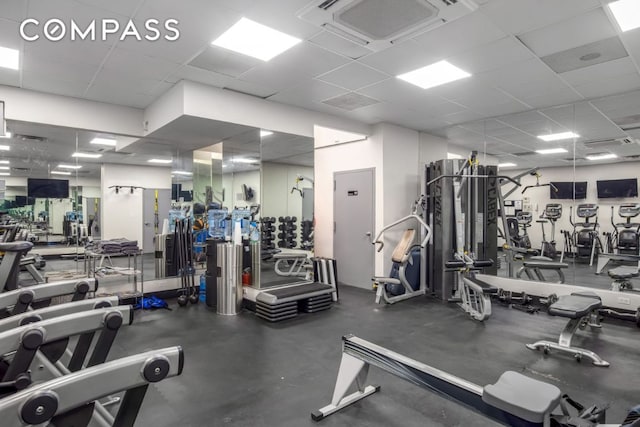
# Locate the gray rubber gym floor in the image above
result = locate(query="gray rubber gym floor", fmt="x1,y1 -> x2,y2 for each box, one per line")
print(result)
108,283 -> 640,427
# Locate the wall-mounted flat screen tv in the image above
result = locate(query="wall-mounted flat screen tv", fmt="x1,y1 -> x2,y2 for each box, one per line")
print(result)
597,178 -> 638,199
550,182 -> 587,200
27,178 -> 69,198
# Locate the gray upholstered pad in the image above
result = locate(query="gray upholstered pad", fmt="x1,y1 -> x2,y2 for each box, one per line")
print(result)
608,266 -> 639,280
483,371 -> 561,423
548,293 -> 601,318
0,241 -> 33,252
523,261 -> 569,269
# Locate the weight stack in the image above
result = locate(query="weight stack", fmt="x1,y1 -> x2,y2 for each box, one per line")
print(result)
205,238 -> 218,308
154,234 -> 166,279
165,234 -> 177,277
250,241 -> 261,288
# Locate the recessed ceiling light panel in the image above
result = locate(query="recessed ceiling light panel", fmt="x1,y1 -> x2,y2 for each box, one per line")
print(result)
0,46 -> 19,70
58,164 -> 82,169
397,60 -> 471,90
212,17 -> 301,61
0,145 -> 10,151
72,152 -> 102,158
260,130 -> 273,137
498,163 -> 517,167
51,171 -> 72,176
537,132 -> 579,142
608,0 -> 640,32
148,159 -> 172,164
586,153 -> 617,160
536,148 -> 568,154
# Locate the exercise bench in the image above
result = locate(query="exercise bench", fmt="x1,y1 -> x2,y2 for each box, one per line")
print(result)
608,266 -> 638,292
527,292 -> 608,366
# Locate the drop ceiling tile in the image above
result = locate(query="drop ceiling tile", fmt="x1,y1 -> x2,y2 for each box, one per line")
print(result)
91,71 -> 167,95
358,39 -> 432,76
223,79 -> 279,98
239,42 -> 349,92
1,0 -> 25,22
358,78 -> 465,115
447,37 -> 535,75
165,65 -> 232,87
269,79 -> 347,104
22,55 -> 98,84
574,72 -> 640,99
590,89 -> 640,119
480,0 -> 601,35
411,10 -> 506,59
541,36 -> 629,74
308,31 -> 373,59
561,57 -> 637,87
23,38 -> 112,67
102,47 -> 182,80
242,0 -> 324,40
189,46 -> 261,78
75,0 -> 143,16
518,8 -> 617,57
0,18 -> 21,50
316,62 -> 389,91
21,72 -> 88,97
442,110 -> 485,125
497,110 -> 546,127
85,84 -> 155,108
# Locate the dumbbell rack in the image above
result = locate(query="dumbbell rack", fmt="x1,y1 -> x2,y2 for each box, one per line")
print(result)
261,217 -> 277,251
277,216 -> 297,248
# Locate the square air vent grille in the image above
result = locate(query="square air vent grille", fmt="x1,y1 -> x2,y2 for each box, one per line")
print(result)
335,0 -> 438,40
322,92 -> 380,110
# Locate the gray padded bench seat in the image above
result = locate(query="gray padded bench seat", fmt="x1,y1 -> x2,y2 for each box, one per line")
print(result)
548,292 -> 602,319
608,266 -> 639,279
483,371 -> 561,423
527,292 -> 609,366
522,260 -> 569,269
467,277 -> 499,295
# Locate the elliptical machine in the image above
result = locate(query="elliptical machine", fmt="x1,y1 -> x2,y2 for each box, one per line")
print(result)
508,211 -> 536,252
570,204 -> 603,266
606,203 -> 640,255
538,203 -> 562,258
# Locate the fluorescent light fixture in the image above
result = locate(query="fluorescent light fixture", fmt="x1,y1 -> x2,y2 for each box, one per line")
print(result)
171,170 -> 193,176
0,145 -> 10,151
0,166 -> 9,170
0,160 -> 9,164
0,131 -> 12,139
58,164 -> 82,170
72,152 -> 102,158
0,172 -> 9,176
148,158 -> 172,164
608,0 -> 640,32
498,163 -> 517,168
51,171 -> 72,176
230,158 -> 258,164
211,17 -> 302,61
397,60 -> 471,90
447,153 -> 463,159
586,153 -> 618,161
0,46 -> 19,70
260,130 -> 273,137
90,137 -> 117,147
537,132 -> 579,142
535,148 -> 568,154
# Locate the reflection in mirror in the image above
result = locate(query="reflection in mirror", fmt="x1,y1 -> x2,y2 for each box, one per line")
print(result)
259,131 -> 314,288
442,99 -> 640,307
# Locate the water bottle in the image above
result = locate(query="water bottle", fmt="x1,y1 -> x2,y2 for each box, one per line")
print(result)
199,274 -> 206,302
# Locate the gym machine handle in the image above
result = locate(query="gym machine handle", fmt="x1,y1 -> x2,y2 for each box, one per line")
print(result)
445,260 -> 494,269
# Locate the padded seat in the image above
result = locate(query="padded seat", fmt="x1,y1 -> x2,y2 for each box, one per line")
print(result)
483,371 -> 561,423
548,293 -> 601,319
0,241 -> 33,252
608,266 -> 639,280
467,277 -> 499,295
522,260 -> 569,269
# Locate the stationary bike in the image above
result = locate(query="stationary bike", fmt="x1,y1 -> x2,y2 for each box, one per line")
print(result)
538,203 -> 562,258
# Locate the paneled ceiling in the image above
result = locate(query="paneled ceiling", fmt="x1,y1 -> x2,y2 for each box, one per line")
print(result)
1,0 -> 640,168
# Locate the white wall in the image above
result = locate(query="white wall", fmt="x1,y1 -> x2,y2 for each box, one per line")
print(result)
505,161 -> 640,248
101,164 -> 171,248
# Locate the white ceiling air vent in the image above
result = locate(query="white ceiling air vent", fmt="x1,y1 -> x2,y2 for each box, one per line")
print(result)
298,0 -> 478,52
583,137 -> 637,147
